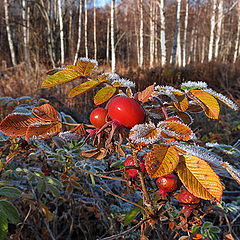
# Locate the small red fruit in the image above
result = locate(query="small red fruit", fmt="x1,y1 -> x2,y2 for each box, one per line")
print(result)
107,96 -> 145,128
165,116 -> 182,122
90,108 -> 108,129
124,155 -> 145,179
156,174 -> 178,195
178,189 -> 200,206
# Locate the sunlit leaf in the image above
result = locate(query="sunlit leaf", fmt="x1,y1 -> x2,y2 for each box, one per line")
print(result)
81,148 -> 107,160
0,114 -> 40,137
159,121 -> 194,141
146,145 -> 179,177
0,211 -> 8,240
40,202 -> 56,222
41,70 -> 81,88
187,90 -> 220,119
138,84 -> 155,103
32,104 -> 61,121
172,91 -> 189,112
25,122 -> 62,141
94,86 -> 116,105
68,80 -> 100,98
76,58 -> 98,76
124,205 -> 141,226
176,155 -> 223,202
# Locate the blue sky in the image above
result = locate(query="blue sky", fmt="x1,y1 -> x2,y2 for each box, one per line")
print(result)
95,0 -> 111,7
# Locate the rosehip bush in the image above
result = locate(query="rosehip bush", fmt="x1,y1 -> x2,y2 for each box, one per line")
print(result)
0,58 -> 239,239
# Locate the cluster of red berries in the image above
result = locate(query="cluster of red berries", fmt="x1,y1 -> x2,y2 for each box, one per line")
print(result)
90,96 -> 145,129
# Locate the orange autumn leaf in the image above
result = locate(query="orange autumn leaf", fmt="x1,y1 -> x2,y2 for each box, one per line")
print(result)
176,155 -> 223,202
172,91 -> 189,112
159,121 -> 194,141
76,58 -> 98,76
187,90 -> 220,119
138,84 -> 155,103
145,145 -> 179,178
25,122 -> 62,141
32,104 -> 61,122
0,114 -> 41,137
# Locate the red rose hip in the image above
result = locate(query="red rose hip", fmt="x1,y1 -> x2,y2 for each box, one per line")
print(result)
156,174 -> 178,193
107,96 -> 145,128
124,155 -> 145,179
90,108 -> 108,129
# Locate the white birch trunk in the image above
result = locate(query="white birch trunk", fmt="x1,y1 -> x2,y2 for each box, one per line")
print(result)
93,0 -> 97,60
214,0 -> 223,59
106,17 -> 110,64
171,0 -> 182,66
111,0 -> 116,72
74,0 -> 83,65
22,0 -> 29,71
158,0 -> 166,65
208,0 -> 217,61
58,0 -> 64,65
201,36 -> 206,63
84,0 -> 88,58
149,0 -> 154,68
139,0 -> 144,67
233,2 -> 240,63
154,4 -> 158,63
182,0 -> 189,67
4,0 -> 17,66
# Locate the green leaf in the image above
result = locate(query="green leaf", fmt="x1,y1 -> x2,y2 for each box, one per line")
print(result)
192,225 -> 199,234
68,80 -> 100,98
37,180 -> 46,193
209,227 -> 220,233
41,70 -> 81,88
0,187 -> 22,198
94,86 -> 116,105
0,200 -> 19,224
47,184 -> 60,198
90,174 -> 95,188
124,206 -> 141,226
0,211 -> 8,240
47,177 -> 63,188
34,171 -> 47,180
0,181 -> 13,187
203,222 -> 212,229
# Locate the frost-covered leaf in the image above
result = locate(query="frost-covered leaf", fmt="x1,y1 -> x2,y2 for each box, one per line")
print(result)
94,86 -> 116,105
59,124 -> 86,140
41,70 -> 81,88
112,78 -> 135,88
177,155 -> 223,202
187,90 -> 220,119
138,84 -> 155,103
81,148 -> 107,160
32,104 -> 61,121
172,91 -> 189,112
146,145 -> 179,177
68,80 -> 100,98
181,81 -> 208,90
97,72 -> 119,82
25,122 -> 62,141
76,58 -> 98,76
0,114 -> 40,137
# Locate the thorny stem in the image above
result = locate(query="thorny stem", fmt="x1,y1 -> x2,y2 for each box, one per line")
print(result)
154,96 -> 168,119
132,148 -> 156,216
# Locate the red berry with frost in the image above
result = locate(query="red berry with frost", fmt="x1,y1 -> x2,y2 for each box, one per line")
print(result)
90,108 -> 108,129
178,189 -> 200,207
124,156 -> 145,179
156,174 -> 178,194
107,96 -> 145,129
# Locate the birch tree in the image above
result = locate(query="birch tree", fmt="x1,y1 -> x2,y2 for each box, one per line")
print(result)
93,0 -> 97,60
171,0 -> 182,66
214,0 -> 223,59
58,0 -> 64,65
74,0 -> 83,65
111,0 -> 116,72
149,0 -> 154,68
139,0 -> 144,67
22,0 -> 29,71
84,0 -> 88,58
182,0 -> 189,67
233,2 -> 240,63
4,0 -> 17,66
208,0 -> 217,61
158,0 -> 166,65
106,17 -> 110,64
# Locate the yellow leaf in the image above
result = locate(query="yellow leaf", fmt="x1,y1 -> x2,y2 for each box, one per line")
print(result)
76,58 -> 98,76
68,80 -> 100,98
40,203 -> 56,222
146,145 -> 179,177
176,155 -> 223,202
172,91 -> 189,112
187,90 -> 220,119
25,122 -> 62,141
41,70 -> 81,88
94,86 -> 116,105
